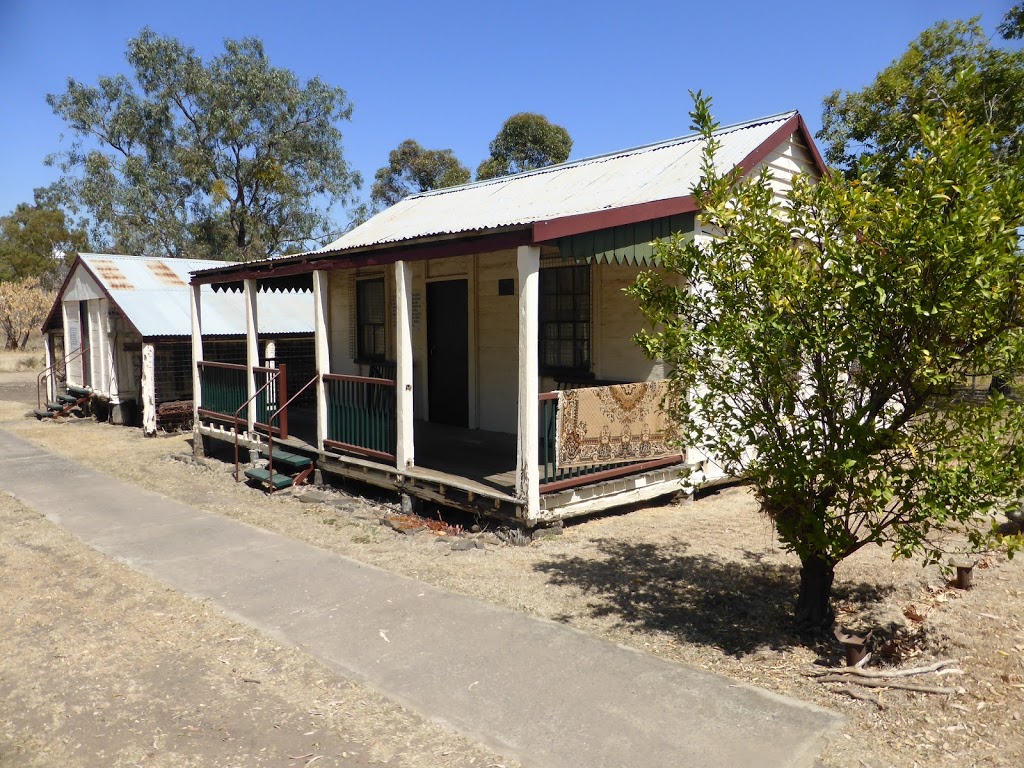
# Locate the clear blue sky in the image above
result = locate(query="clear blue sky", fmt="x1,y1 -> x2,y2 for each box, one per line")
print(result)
0,0 -> 1018,227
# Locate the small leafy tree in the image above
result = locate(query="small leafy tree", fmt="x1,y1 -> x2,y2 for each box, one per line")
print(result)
370,139 -> 470,209
0,277 -> 54,350
476,112 -> 572,180
631,94 -> 1024,633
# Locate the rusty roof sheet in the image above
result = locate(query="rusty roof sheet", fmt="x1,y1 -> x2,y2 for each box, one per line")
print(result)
324,112 -> 798,251
79,254 -> 313,337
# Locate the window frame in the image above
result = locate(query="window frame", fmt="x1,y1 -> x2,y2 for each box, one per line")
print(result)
355,277 -> 387,362
538,262 -> 592,377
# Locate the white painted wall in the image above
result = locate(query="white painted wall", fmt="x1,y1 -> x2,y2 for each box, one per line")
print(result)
475,250 -> 518,432
593,263 -> 664,384
749,131 -> 821,205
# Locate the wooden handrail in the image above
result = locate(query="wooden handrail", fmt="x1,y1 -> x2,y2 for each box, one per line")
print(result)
232,364 -> 285,482
197,360 -> 248,372
38,346 -> 90,408
264,374 -> 319,490
322,372 -> 396,387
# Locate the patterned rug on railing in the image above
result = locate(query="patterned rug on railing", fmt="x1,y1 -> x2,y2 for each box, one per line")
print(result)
555,380 -> 681,468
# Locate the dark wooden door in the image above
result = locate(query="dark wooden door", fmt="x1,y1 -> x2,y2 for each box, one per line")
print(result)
427,279 -> 469,427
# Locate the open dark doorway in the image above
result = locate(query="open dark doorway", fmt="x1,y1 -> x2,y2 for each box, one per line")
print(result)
426,279 -> 469,427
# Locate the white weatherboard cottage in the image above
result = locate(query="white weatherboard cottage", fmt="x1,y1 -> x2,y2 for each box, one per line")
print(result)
189,111 -> 828,524
40,254 -> 314,434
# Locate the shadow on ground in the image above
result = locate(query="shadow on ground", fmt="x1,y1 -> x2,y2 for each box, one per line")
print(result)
535,538 -> 893,657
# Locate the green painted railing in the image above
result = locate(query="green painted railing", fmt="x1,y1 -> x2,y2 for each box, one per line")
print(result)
538,390 -> 682,493
323,373 -> 396,462
254,365 -> 287,435
197,361 -> 247,421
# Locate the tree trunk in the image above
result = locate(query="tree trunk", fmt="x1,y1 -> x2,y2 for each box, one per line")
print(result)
796,554 -> 836,636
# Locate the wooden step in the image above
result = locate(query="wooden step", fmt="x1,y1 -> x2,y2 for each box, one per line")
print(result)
46,401 -> 65,411
259,448 -> 313,470
33,408 -> 55,419
56,393 -> 80,404
243,467 -> 294,490
67,385 -> 91,397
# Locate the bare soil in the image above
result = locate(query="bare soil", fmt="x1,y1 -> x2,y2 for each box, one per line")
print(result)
3,371 -> 1023,767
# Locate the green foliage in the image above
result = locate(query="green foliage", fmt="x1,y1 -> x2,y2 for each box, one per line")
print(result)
370,139 -> 470,209
818,18 -> 1024,182
1000,3 -> 1024,39
631,93 -> 1024,626
475,112 -> 572,180
0,191 -> 88,288
47,28 -> 361,261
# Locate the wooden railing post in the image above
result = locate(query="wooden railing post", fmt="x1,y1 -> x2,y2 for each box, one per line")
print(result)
191,283 -> 204,430
516,245 -> 541,521
244,278 -> 259,433
394,260 -> 414,470
277,363 -> 288,439
313,270 -> 330,453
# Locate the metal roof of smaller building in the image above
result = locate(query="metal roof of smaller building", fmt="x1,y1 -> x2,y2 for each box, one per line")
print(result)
325,112 -> 799,251
76,254 -> 313,337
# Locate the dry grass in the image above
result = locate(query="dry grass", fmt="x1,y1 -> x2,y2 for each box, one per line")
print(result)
3,388 -> 1023,767
0,349 -> 45,372
0,492 -> 520,768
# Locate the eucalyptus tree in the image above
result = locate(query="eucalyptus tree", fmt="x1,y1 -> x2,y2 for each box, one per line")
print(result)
476,112 -> 572,180
370,139 -> 470,208
47,28 -> 360,260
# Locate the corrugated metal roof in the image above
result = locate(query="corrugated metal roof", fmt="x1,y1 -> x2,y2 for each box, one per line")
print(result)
325,112 -> 796,251
79,254 -> 313,337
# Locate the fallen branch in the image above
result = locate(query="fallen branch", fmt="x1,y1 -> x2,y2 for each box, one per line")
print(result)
816,675 -> 959,695
836,686 -> 884,709
809,659 -> 958,679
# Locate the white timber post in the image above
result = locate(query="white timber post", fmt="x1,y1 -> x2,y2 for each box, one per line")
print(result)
61,301 -> 77,388
244,278 -> 259,433
106,308 -> 119,405
263,338 -> 277,409
141,342 -> 156,436
515,245 -> 541,521
191,283 -> 204,431
43,333 -> 54,402
312,270 -> 330,452
394,260 -> 415,470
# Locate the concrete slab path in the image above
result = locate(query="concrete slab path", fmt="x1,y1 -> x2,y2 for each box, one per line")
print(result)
0,430 -> 842,767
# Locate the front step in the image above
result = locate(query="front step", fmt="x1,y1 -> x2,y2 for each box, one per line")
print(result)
259,448 -> 313,471
243,467 -> 295,490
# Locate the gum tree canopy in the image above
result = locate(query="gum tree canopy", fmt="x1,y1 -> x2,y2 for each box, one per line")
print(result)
818,18 -> 1024,183
370,139 -> 470,209
631,94 -> 1024,634
47,29 -> 360,260
475,112 -> 572,180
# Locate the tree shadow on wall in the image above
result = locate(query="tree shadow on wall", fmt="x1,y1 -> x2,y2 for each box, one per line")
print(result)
534,539 -> 892,658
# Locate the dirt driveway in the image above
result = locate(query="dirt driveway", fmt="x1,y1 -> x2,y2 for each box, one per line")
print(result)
2,370 -> 1023,767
